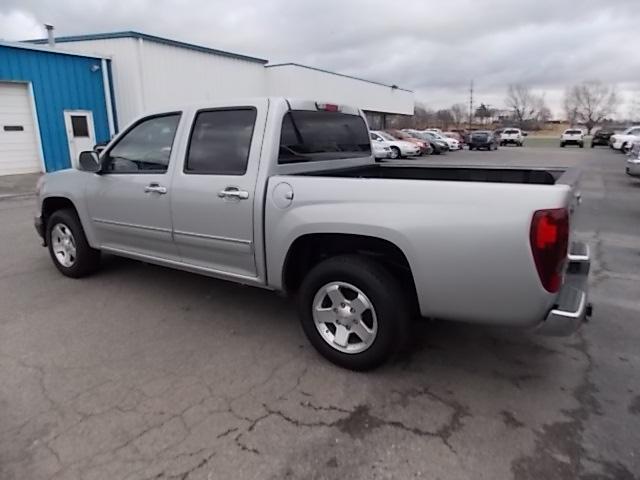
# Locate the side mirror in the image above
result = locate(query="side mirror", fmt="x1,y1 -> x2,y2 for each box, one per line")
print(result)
522,132 -> 528,136
78,151 -> 101,173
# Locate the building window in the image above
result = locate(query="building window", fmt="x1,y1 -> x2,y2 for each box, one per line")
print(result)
71,116 -> 90,137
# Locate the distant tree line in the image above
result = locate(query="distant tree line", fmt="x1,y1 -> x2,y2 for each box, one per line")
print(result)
383,79 -> 635,133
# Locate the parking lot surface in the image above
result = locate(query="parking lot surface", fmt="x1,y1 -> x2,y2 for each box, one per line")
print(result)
1,145 -> 639,480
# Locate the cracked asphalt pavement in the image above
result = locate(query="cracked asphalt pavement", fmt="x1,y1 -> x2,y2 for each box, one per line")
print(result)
1,145 -> 639,479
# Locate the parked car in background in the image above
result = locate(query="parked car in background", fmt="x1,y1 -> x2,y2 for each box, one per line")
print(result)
560,129 -> 585,148
610,126 -> 640,152
421,131 -> 450,154
35,97 -> 591,370
500,128 -> 524,147
423,130 -> 459,150
386,129 -> 430,155
444,131 -> 465,146
371,131 -> 420,159
401,131 -> 434,155
371,137 -> 392,160
451,129 -> 470,144
468,131 -> 499,150
590,129 -> 615,148
626,140 -> 640,178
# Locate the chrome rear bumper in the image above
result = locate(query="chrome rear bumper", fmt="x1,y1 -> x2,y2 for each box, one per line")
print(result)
536,241 -> 592,336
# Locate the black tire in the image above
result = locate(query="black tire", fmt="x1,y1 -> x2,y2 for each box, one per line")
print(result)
469,146 -> 474,150
389,146 -> 400,159
579,142 -> 584,148
46,209 -> 101,278
297,255 -> 410,371
560,142 -> 565,148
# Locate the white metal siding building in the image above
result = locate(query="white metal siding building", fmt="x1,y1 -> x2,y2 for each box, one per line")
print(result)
29,32 -> 413,130
266,63 -> 413,116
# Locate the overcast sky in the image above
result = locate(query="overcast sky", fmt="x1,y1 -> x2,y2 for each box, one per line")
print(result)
2,0 -> 639,117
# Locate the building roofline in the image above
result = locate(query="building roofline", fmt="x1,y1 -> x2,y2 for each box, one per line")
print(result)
0,39 -> 111,59
265,62 -> 413,93
26,31 -> 268,64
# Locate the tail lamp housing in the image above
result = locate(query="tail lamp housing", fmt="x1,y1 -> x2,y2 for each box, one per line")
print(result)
530,208 -> 569,293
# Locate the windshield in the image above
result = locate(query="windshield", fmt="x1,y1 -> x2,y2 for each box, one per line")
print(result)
378,131 -> 398,141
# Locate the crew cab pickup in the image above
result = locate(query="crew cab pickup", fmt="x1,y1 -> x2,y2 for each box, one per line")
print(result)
34,98 -> 592,370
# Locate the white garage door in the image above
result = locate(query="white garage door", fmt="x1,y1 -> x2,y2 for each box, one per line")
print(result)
0,82 -> 42,176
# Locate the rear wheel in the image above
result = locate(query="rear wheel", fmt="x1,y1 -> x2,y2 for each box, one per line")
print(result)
46,209 -> 101,278
297,255 -> 410,371
389,146 -> 400,159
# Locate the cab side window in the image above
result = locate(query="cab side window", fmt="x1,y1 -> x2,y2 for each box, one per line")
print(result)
104,114 -> 181,173
185,108 -> 257,175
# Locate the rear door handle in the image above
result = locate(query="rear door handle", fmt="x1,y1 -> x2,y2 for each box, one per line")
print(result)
144,183 -> 167,194
218,187 -> 249,200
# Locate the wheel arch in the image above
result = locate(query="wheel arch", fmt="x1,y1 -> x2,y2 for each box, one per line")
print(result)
281,232 -> 419,314
41,196 -> 97,248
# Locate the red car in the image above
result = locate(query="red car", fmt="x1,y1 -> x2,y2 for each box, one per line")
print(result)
386,130 -> 429,154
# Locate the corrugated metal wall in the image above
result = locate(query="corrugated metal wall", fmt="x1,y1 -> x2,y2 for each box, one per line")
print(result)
54,38 -> 144,128
0,45 -> 111,171
266,65 -> 414,115
139,40 -> 266,116
56,37 -> 267,127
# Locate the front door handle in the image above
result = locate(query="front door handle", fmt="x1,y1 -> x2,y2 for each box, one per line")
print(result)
218,187 -> 249,200
144,183 -> 167,194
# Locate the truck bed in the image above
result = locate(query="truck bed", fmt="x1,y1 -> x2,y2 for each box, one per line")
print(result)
300,163 -> 572,185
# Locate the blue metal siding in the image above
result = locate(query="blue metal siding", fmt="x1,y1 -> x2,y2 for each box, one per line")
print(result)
0,45 -> 110,171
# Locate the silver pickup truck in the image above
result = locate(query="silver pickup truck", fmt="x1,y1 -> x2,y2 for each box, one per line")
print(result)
34,98 -> 591,370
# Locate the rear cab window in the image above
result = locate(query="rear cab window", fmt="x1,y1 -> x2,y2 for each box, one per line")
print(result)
278,110 -> 371,164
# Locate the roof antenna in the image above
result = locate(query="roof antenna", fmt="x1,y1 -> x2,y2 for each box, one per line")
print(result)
44,24 -> 55,47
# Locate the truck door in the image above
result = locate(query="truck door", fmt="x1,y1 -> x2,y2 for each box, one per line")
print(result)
84,113 -> 182,260
170,100 -> 268,279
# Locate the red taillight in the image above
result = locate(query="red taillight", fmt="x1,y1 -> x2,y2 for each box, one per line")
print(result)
530,208 -> 569,293
316,103 -> 340,112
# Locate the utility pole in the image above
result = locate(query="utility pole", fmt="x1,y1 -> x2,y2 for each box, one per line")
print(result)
468,79 -> 474,129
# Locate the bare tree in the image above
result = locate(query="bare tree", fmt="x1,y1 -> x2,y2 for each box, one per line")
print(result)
450,104 -> 466,127
564,81 -> 618,134
626,92 -> 640,122
564,89 -> 580,126
506,84 -> 544,128
436,109 -> 454,130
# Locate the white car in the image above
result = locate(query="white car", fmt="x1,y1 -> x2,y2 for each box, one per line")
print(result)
370,131 -> 420,159
500,128 -> 524,147
371,138 -> 392,159
626,139 -> 640,178
610,126 -> 640,152
422,130 -> 460,150
560,129 -> 585,148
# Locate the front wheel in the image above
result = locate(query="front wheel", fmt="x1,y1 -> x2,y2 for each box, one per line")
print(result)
389,146 -> 400,159
297,255 -> 410,371
46,209 -> 101,278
